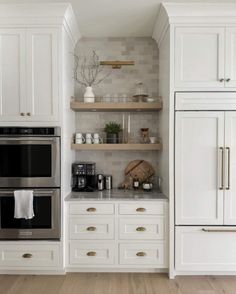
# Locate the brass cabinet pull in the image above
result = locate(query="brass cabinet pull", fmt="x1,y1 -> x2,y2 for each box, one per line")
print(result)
20,113 -> 25,116
226,78 -> 231,82
87,251 -> 96,257
219,147 -> 224,190
136,252 -> 146,257
202,228 -> 236,233
26,112 -> 31,116
86,226 -> 97,231
22,253 -> 33,259
136,207 -> 146,212
136,227 -> 146,232
226,147 -> 230,190
219,78 -> 224,82
86,207 -> 96,212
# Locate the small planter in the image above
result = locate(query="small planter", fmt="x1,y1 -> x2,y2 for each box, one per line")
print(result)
106,133 -> 119,144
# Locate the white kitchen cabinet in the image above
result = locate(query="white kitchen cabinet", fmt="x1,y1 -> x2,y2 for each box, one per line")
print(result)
175,27 -> 225,88
175,111 -> 224,225
225,28 -> 236,88
0,27 -> 59,122
26,28 -> 59,121
0,29 -> 26,121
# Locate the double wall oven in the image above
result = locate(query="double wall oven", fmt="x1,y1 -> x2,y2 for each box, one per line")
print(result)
0,127 -> 61,240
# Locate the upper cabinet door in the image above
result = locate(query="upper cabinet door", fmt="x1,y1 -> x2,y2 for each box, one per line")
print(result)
26,28 -> 59,121
0,29 -> 27,121
224,112 -> 236,224
175,112 -> 224,225
225,28 -> 236,88
175,27 -> 225,88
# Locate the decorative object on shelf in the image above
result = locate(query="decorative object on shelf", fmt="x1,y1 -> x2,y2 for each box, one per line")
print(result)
100,60 -> 134,69
93,133 -> 103,144
104,122 -> 122,144
85,133 -> 94,144
121,160 -> 155,190
149,136 -> 157,144
140,128 -> 150,144
133,82 -> 148,102
133,175 -> 140,190
73,50 -> 110,103
142,181 -> 153,192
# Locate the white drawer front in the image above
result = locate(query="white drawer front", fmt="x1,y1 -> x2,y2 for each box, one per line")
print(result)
69,242 -> 115,265
176,226 -> 236,271
119,203 -> 164,215
69,203 -> 114,215
119,243 -> 165,266
0,244 -> 60,268
175,92 -> 236,111
119,218 -> 164,240
69,217 -> 114,240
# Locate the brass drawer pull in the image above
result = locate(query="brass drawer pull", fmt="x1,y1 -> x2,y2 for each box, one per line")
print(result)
22,253 -> 33,259
136,207 -> 146,212
86,226 -> 97,231
136,252 -> 146,257
136,227 -> 146,232
20,113 -> 25,116
87,207 -> 96,212
87,251 -> 96,257
26,112 -> 31,116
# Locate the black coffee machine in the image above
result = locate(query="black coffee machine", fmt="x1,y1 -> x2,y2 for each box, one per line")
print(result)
72,162 -> 96,192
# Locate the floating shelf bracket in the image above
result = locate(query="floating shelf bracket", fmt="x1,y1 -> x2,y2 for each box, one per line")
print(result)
100,61 -> 134,69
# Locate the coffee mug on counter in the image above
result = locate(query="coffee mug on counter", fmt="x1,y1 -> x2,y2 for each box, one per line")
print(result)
93,133 -> 103,144
149,136 -> 157,144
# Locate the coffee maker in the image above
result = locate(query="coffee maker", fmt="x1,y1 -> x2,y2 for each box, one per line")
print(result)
72,162 -> 96,192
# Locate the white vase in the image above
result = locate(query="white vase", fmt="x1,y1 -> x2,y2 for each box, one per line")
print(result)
84,86 -> 95,103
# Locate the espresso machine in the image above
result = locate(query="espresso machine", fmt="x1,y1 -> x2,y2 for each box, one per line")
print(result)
72,162 -> 96,192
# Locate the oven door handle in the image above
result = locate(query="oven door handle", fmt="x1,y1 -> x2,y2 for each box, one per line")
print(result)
0,137 -> 59,142
0,189 -> 56,197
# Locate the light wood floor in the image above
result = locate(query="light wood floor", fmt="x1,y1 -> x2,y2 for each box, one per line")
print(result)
0,273 -> 236,294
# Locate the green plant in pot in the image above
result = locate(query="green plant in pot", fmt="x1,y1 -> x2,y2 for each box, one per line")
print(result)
104,122 -> 122,144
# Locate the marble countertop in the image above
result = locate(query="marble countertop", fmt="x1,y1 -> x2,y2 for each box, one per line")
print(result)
65,189 -> 168,201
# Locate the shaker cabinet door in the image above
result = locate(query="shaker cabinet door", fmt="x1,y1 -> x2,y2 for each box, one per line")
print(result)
26,28 -> 59,121
225,27 -> 236,88
0,29 -> 27,121
224,112 -> 236,224
175,27 -> 225,88
175,112 -> 224,225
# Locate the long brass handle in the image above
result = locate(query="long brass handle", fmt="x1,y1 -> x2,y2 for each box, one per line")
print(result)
136,207 -> 146,212
226,78 -> 231,82
86,226 -> 97,231
219,78 -> 224,82
219,147 -> 224,190
87,251 -> 96,257
226,147 -> 230,190
136,227 -> 146,232
202,228 -> 236,233
86,207 -> 96,212
26,112 -> 31,116
20,113 -> 25,116
136,252 -> 146,257
22,253 -> 33,259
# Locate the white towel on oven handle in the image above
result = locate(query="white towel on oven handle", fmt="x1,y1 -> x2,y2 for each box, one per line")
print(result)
14,190 -> 35,219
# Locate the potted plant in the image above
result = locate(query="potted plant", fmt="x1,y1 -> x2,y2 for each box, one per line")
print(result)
104,122 -> 122,144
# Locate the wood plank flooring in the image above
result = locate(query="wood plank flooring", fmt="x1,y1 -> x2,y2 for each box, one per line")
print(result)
0,273 -> 236,294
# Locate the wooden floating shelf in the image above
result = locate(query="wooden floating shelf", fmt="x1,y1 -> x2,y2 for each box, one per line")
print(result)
71,143 -> 162,151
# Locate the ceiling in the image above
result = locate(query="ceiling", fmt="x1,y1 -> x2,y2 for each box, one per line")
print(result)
0,0 -> 235,37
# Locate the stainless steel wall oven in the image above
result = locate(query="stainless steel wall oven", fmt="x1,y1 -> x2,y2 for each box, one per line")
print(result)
0,127 -> 61,240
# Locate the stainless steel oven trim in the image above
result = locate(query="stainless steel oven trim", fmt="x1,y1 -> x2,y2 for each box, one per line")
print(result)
0,137 -> 60,188
0,189 -> 60,240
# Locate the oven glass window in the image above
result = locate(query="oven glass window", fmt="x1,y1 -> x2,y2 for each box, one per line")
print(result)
0,196 -> 51,229
0,145 -> 51,177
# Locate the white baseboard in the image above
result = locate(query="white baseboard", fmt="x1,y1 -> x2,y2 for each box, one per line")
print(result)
66,268 -> 168,273
0,269 -> 66,275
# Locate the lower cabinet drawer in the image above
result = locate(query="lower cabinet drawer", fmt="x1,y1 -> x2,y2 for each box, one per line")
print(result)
176,226 -> 236,271
119,243 -> 165,266
69,217 -> 114,240
69,242 -> 115,265
0,244 -> 60,268
119,217 -> 164,240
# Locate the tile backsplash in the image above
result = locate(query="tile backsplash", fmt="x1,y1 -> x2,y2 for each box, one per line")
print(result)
74,37 -> 159,188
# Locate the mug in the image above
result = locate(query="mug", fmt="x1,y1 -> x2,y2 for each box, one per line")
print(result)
86,137 -> 93,144
86,133 -> 93,139
75,137 -> 85,144
75,133 -> 83,139
93,133 -> 103,144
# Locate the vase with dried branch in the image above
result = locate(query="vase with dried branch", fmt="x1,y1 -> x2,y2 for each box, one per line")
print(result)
73,50 -> 110,103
